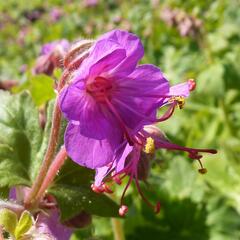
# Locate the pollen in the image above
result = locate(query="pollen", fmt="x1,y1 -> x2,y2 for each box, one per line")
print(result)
169,96 -> 185,109
144,137 -> 155,154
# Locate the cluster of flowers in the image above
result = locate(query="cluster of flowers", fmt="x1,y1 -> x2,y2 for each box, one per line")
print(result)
56,29 -> 216,216
160,7 -> 202,37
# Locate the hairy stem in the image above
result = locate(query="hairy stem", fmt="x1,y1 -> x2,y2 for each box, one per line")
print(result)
24,99 -> 62,207
35,147 -> 67,200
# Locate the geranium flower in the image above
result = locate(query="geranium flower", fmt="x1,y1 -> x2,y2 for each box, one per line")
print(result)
92,125 -> 217,216
59,29 -> 190,169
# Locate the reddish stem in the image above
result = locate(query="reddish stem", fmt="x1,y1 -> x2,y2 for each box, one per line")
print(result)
24,74 -> 68,208
35,147 -> 68,200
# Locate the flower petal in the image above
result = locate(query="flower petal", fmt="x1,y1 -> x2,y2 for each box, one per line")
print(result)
99,29 -> 144,77
74,39 -> 126,80
64,122 -> 123,169
169,81 -> 190,97
112,64 -> 169,130
59,81 -> 116,139
94,141 -> 132,186
37,209 -> 72,240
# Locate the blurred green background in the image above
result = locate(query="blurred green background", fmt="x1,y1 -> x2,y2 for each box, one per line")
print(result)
0,0 -> 240,239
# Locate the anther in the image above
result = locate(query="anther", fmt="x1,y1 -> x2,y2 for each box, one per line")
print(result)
169,96 -> 185,109
197,159 -> 207,174
198,168 -> 207,174
119,205 -> 128,217
91,184 -> 104,193
188,79 -> 196,91
144,137 -> 155,154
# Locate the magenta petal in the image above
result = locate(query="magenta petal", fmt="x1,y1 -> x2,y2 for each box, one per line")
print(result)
60,82 -> 115,140
64,122 -> 123,169
94,141 -> 132,185
37,209 -> 72,240
112,64 -> 169,130
94,165 -> 111,186
169,81 -> 190,97
74,39 -> 126,80
115,142 -> 133,173
59,80 -> 85,122
99,29 -> 144,77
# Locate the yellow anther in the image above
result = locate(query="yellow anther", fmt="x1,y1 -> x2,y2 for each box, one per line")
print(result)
169,96 -> 185,109
144,137 -> 155,154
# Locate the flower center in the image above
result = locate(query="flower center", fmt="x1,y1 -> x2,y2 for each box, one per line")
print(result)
86,77 -> 112,103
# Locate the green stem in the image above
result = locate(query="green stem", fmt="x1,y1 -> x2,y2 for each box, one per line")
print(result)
111,218 -> 125,240
110,192 -> 125,240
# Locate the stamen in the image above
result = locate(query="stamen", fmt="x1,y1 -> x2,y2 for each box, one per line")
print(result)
91,184 -> 104,193
144,137 -> 155,154
105,97 -> 134,145
113,97 -> 177,124
169,96 -> 185,109
112,173 -> 122,185
197,159 -> 207,174
102,183 -> 113,194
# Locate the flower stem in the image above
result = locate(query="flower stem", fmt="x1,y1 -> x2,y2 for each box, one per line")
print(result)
35,146 -> 67,200
24,99 -> 62,207
111,218 -> 125,240
110,193 -> 125,240
0,226 -> 4,240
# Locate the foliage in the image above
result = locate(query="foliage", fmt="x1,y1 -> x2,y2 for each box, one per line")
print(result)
0,0 -> 239,239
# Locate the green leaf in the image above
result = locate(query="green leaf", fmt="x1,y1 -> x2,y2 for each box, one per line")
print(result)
0,208 -> 18,236
49,159 -> 119,220
0,91 -> 42,187
14,211 -> 33,239
49,184 -> 119,221
53,159 -> 94,186
13,74 -> 55,106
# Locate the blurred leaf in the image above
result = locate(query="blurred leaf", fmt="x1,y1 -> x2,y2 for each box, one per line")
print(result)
197,63 -> 224,96
0,187 -> 9,199
13,74 -> 55,106
0,91 -> 42,188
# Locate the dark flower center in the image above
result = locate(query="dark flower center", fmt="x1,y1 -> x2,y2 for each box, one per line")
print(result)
86,77 -> 112,103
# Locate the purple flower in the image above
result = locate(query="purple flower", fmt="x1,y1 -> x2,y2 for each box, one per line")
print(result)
59,29 -> 189,169
92,124 -> 217,216
33,40 -> 70,76
37,209 -> 72,240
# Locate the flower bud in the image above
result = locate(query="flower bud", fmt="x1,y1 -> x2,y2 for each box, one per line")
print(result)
64,40 -> 94,70
119,205 -> 128,217
143,125 -> 168,140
